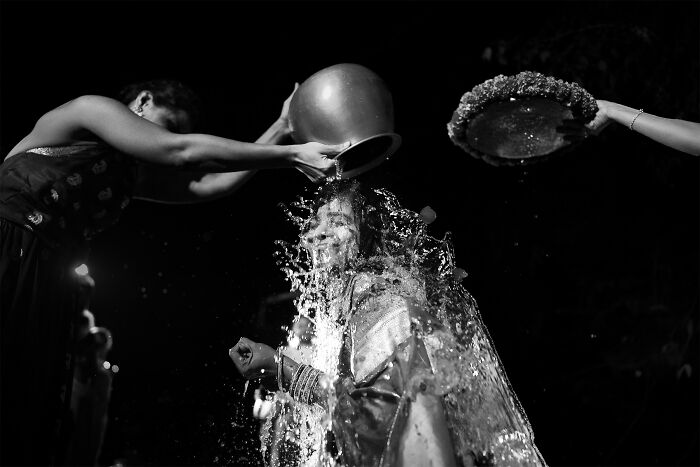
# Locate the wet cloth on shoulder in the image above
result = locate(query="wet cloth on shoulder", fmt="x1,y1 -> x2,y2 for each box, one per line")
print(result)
331,268 -> 457,467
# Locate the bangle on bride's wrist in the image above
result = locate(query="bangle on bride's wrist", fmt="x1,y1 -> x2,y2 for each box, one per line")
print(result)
293,365 -> 313,401
629,109 -> 644,131
288,363 -> 303,393
302,370 -> 320,405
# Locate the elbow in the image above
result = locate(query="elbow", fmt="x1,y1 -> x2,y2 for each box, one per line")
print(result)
165,134 -> 196,168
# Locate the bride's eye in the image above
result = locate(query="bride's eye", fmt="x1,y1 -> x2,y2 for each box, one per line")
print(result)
304,220 -> 319,232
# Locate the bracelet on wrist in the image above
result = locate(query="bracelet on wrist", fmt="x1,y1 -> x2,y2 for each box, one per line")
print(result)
288,364 -> 304,395
288,364 -> 322,404
629,109 -> 644,131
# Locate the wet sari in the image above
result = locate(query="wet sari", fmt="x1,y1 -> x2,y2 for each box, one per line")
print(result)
265,265 -> 545,467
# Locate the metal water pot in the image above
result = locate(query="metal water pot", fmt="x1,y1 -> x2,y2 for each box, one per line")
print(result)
289,63 -> 402,179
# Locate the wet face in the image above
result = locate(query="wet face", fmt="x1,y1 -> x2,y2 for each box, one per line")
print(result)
303,196 -> 360,269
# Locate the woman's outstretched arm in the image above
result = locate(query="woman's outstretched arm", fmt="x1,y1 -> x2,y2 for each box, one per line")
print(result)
586,100 -> 700,156
133,99 -> 294,204
9,94 -> 344,178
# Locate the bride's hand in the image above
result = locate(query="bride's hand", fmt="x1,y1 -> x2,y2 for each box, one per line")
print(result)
228,337 -> 277,380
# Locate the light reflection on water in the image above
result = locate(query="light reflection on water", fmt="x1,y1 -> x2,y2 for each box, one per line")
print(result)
247,181 -> 546,466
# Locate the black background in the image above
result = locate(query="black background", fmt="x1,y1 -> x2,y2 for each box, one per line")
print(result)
1,1 -> 699,465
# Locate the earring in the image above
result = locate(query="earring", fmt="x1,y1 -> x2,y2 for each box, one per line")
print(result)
134,105 -> 144,117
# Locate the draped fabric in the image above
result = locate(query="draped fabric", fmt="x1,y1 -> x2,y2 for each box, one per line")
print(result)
331,269 -> 458,467
265,265 -> 545,467
0,142 -> 135,465
0,218 -> 83,465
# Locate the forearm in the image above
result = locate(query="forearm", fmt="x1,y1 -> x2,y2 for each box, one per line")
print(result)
280,356 -> 327,409
186,119 -> 291,199
607,102 -> 700,156
177,132 -> 297,171
255,117 -> 291,145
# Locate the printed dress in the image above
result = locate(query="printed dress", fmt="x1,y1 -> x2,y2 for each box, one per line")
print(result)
0,142 -> 134,465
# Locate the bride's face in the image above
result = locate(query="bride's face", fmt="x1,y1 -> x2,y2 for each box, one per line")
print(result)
303,197 -> 359,269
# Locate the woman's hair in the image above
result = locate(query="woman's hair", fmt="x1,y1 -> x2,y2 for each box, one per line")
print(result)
117,79 -> 203,129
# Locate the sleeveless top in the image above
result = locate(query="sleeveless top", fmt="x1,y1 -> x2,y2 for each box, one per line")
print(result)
0,142 -> 136,249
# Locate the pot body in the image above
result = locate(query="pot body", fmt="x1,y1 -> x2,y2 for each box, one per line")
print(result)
289,63 -> 401,178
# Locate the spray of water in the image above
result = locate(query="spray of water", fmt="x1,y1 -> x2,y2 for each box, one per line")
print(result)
262,180 -> 545,466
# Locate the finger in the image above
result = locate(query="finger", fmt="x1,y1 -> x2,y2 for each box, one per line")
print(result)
233,340 -> 254,358
323,141 -> 351,155
289,83 -> 299,97
229,345 -> 245,361
229,347 -> 248,374
319,157 -> 337,170
585,122 -> 605,136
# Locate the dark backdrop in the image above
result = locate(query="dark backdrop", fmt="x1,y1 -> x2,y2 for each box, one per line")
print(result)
1,1 -> 698,465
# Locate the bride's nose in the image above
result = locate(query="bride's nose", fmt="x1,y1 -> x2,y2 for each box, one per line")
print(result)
304,225 -> 329,244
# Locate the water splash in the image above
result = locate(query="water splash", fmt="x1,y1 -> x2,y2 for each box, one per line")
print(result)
333,159 -> 344,181
264,181 -> 545,466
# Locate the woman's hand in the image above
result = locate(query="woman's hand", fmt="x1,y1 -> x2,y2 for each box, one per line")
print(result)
275,83 -> 351,183
557,100 -> 613,143
584,100 -> 614,135
228,337 -> 277,380
292,141 -> 350,183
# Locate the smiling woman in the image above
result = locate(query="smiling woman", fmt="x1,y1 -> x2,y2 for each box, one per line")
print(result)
302,197 -> 360,270
230,180 -> 546,467
2,0 -> 697,465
